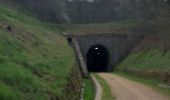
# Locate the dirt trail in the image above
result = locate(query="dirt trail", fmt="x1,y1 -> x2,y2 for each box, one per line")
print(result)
98,73 -> 170,100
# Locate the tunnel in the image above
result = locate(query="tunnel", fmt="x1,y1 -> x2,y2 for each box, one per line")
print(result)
86,45 -> 109,72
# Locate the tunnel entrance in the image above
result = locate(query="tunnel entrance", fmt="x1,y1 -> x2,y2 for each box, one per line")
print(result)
86,45 -> 109,72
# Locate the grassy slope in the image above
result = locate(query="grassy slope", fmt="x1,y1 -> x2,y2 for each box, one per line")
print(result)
116,0 -> 170,72
0,5 -> 75,100
114,19 -> 170,93
115,18 -> 170,90
117,49 -> 170,71
63,19 -> 142,35
116,18 -> 170,71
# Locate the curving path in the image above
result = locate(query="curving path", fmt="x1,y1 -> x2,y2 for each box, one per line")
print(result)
98,73 -> 170,100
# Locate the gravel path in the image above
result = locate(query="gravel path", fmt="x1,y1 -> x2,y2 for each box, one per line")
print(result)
98,73 -> 170,100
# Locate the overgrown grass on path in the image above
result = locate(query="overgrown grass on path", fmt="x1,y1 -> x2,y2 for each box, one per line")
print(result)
94,73 -> 115,100
114,72 -> 170,96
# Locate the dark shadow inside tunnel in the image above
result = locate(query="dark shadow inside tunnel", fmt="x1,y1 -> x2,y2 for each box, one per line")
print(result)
86,45 -> 109,72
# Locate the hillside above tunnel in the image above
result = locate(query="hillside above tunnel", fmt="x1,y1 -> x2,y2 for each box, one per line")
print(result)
62,20 -> 144,35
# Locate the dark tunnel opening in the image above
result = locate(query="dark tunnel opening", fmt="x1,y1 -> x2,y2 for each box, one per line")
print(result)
86,45 -> 109,72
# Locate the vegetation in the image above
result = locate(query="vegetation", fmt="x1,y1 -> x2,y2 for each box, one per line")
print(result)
83,77 -> 95,100
117,49 -> 170,71
114,72 -> 170,96
115,12 -> 170,84
94,74 -> 115,100
63,19 -> 142,35
0,4 -> 76,100
0,0 -> 170,99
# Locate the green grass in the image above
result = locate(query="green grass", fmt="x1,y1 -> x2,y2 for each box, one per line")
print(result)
62,19 -> 142,35
94,74 -> 115,100
114,72 -> 170,96
0,4 -> 76,100
83,77 -> 95,100
117,49 -> 170,71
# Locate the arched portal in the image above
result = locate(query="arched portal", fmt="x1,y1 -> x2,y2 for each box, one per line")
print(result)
86,45 -> 109,72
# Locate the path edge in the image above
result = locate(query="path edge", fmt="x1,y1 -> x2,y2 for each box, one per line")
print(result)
91,74 -> 102,100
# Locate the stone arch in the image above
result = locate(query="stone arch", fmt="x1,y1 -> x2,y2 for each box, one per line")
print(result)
86,44 -> 109,72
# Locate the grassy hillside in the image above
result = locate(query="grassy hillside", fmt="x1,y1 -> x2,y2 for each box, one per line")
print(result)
63,20 -> 142,35
0,5 -> 76,100
117,49 -> 170,71
116,18 -> 170,84
117,18 -> 170,70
